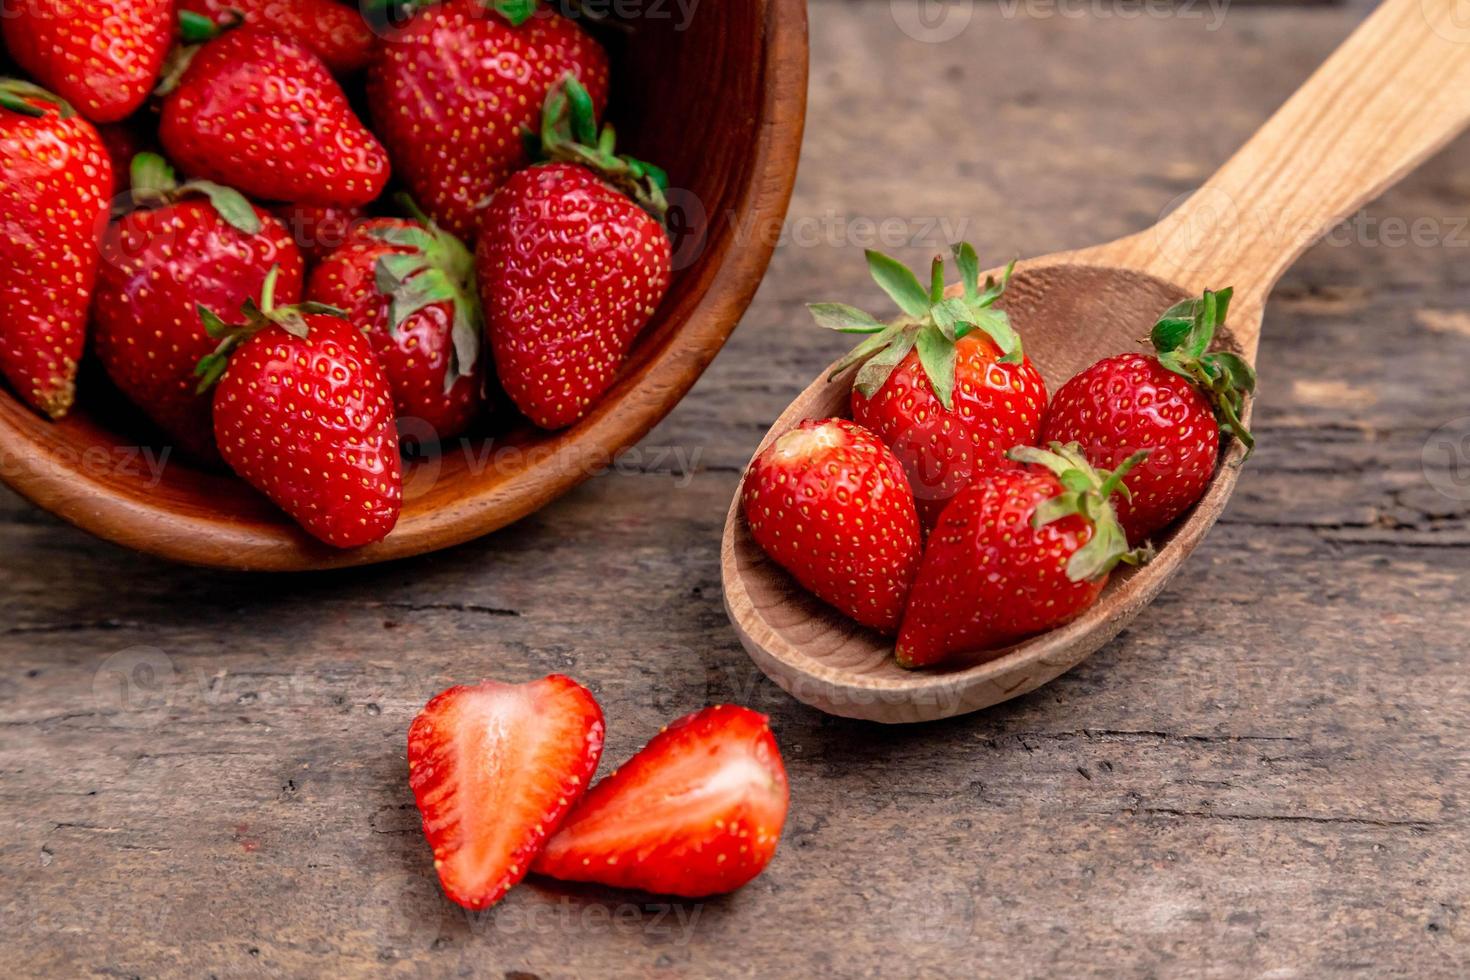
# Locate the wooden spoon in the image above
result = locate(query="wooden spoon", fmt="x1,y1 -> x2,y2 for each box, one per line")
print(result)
722,0 -> 1470,723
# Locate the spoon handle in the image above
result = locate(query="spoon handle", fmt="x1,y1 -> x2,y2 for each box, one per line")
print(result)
1138,0 -> 1470,322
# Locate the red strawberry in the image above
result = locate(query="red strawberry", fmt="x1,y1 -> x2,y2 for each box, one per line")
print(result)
409,676 -> 605,910
368,0 -> 609,240
534,705 -> 789,898
477,79 -> 671,429
1042,289 -> 1255,543
159,27 -> 390,207
179,0 -> 376,74
2,0 -> 173,123
271,202 -> 367,265
812,245 -> 1048,528
742,418 -> 922,634
308,207 -> 485,441
0,81 -> 112,419
94,153 -> 305,462
196,268 -> 402,547
895,443 -> 1152,669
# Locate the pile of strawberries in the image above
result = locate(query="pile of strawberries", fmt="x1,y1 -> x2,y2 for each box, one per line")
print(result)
408,676 -> 790,909
742,245 -> 1255,668
0,0 -> 673,548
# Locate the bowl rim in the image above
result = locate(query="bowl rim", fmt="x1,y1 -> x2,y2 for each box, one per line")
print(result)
0,0 -> 810,571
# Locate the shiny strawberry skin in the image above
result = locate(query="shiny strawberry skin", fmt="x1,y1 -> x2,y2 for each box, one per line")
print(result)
477,163 -> 670,429
409,676 -> 605,910
94,202 -> 305,462
0,98 -> 112,419
160,29 -> 390,207
271,202 -> 367,265
2,1 -> 173,123
211,315 -> 402,547
1043,353 -> 1220,543
308,219 -> 483,441
853,332 -> 1048,529
742,418 -> 922,634
533,705 -> 789,898
179,0 -> 375,74
368,1 -> 609,240
896,469 -> 1108,668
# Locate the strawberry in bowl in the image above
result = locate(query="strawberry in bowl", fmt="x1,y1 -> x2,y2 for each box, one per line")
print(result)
0,0 -> 806,568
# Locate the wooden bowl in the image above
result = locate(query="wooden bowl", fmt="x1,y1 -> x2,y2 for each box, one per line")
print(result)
0,0 -> 808,570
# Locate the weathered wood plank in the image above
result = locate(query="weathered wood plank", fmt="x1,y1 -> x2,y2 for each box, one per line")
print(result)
2,1 -> 1468,977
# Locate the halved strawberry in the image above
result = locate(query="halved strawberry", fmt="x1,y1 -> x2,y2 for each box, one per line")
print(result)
408,676 -> 605,910
533,705 -> 789,898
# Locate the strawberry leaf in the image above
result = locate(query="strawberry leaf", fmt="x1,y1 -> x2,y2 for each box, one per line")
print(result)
130,152 -> 178,197
807,302 -> 885,334
191,181 -> 262,235
488,0 -> 539,28
1007,441 -> 1154,582
952,242 -> 981,302
865,250 -> 931,319
914,324 -> 957,410
853,330 -> 916,399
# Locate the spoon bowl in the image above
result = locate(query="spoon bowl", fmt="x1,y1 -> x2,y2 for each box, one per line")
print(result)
723,0 -> 1470,721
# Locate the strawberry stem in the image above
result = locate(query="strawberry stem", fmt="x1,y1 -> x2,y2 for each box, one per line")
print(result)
0,78 -> 74,119
810,244 -> 1022,409
119,152 -> 262,235
530,76 -> 670,222
1007,441 -> 1155,582
194,265 -> 348,393
1150,287 -> 1256,454
367,197 -> 486,392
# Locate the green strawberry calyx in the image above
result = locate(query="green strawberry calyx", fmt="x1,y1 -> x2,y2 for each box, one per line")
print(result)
367,194 -> 485,394
811,244 -> 1022,410
0,78 -> 74,119
530,75 -> 670,222
194,265 -> 349,393
1006,441 -> 1155,583
156,10 -> 246,96
121,152 -> 262,236
1149,286 -> 1256,453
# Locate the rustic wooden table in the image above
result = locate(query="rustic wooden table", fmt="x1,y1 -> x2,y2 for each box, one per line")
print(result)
4,1 -> 1468,976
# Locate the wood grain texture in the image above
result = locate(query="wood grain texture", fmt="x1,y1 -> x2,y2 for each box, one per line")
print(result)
0,0 -> 809,571
3,1 -> 1468,976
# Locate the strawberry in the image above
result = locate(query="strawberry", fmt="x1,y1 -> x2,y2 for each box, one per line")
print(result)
368,0 -> 609,240
93,153 -> 305,462
1041,288 -> 1255,543
742,418 -> 922,634
195,268 -> 402,547
158,27 -> 390,207
409,675 -> 605,910
2,0 -> 173,123
895,443 -> 1152,669
271,202 -> 367,265
476,78 -> 671,429
0,81 -> 112,419
178,0 -> 376,74
534,705 -> 789,898
308,204 -> 485,441
812,245 -> 1048,528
